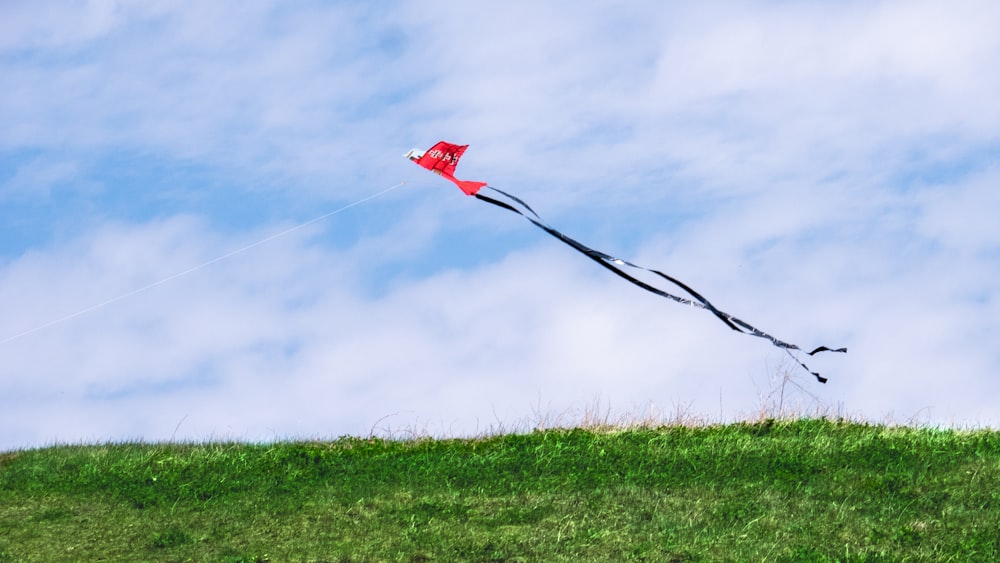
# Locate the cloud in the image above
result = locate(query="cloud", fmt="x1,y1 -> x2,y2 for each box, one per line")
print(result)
1,156 -> 85,201
4,160 -> 997,450
0,0 -> 124,52
1,1 -> 999,448
5,1 -> 998,205
0,211 -> 800,447
1,2 -> 417,197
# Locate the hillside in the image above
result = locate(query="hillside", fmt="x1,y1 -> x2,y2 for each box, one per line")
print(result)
1,419 -> 998,561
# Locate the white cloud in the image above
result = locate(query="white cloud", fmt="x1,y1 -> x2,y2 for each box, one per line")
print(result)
1,157 -> 86,200
1,1 -> 999,448
4,164 -> 998,450
0,0 -> 124,52
0,214 -> 794,447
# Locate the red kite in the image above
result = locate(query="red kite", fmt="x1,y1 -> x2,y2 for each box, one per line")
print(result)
406,142 -> 487,196
406,141 -> 846,382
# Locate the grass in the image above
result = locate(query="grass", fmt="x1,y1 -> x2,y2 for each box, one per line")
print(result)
1,418 -> 999,561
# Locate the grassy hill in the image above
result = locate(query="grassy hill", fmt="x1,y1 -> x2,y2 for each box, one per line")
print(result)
1,418 -> 999,562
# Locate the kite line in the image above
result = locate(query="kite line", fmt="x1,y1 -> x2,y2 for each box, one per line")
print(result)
406,141 -> 846,383
0,181 -> 405,346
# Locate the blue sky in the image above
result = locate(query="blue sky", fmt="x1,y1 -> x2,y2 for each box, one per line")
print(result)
2,1 -> 999,449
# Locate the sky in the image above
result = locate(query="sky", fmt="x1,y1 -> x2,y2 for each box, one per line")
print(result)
2,1 -> 999,450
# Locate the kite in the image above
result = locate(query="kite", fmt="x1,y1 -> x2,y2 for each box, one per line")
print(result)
405,143 -> 487,196
406,141 -> 846,383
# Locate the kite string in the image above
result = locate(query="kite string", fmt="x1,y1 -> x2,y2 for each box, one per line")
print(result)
0,181 -> 405,346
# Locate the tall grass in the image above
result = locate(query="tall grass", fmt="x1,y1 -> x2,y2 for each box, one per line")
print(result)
2,418 -> 999,561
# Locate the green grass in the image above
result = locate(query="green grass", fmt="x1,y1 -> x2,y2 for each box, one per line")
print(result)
2,419 -> 999,561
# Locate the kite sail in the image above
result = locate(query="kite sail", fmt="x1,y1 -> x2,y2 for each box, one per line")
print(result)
406,141 -> 846,383
405,142 -> 487,196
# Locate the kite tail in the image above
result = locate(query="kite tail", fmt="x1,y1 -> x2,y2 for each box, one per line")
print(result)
475,186 -> 847,383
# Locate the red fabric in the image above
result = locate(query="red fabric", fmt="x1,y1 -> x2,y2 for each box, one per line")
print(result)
452,178 -> 488,196
412,141 -> 487,195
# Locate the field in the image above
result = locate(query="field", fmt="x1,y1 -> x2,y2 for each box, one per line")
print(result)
1,418 -> 999,562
